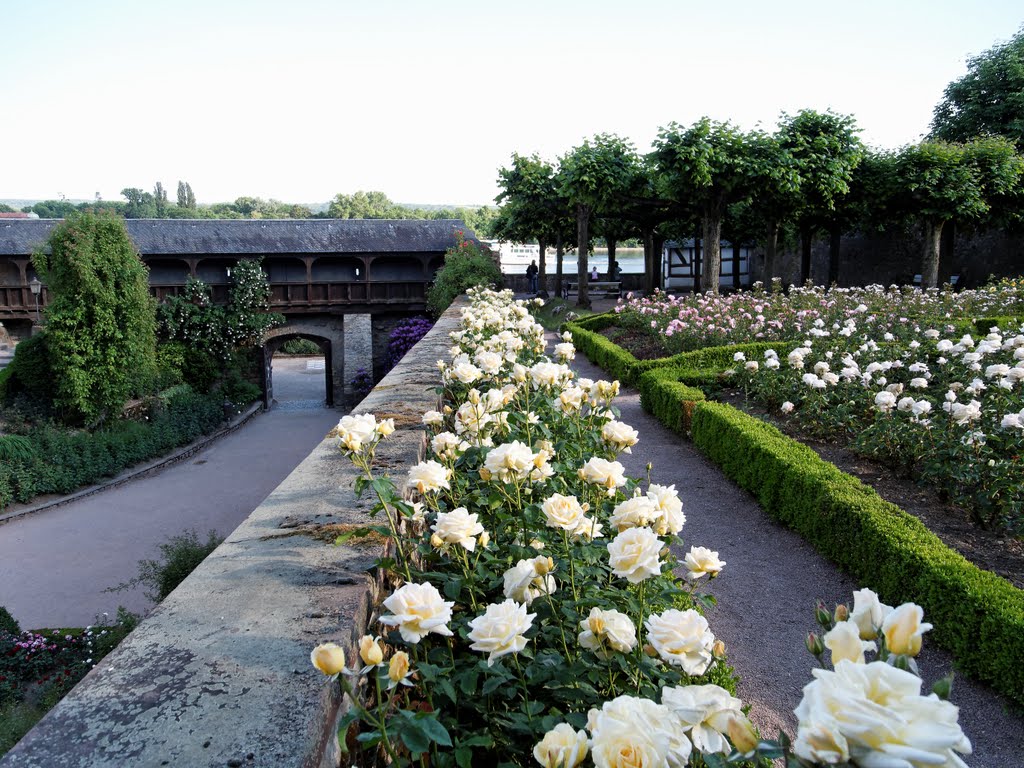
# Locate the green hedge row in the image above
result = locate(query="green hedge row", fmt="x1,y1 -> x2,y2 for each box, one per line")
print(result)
565,315 -> 682,386
690,401 -> 1024,706
637,341 -> 801,432
972,316 -> 1023,334
0,388 -> 226,510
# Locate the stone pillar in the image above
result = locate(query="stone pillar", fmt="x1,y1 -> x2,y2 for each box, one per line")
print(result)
342,313 -> 372,405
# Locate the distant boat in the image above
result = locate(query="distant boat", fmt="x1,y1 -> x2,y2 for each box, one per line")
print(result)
481,240 -> 545,269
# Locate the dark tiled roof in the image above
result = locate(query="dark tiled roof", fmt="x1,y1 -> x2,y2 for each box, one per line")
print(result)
0,219 -> 475,256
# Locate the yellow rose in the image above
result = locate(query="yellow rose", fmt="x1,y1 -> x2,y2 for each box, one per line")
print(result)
881,603 -> 932,657
310,642 -> 346,676
358,635 -> 384,667
388,651 -> 410,684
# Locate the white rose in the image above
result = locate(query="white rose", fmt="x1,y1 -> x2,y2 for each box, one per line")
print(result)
467,599 -> 536,666
850,588 -> 893,641
602,420 -> 640,453
578,457 -> 627,494
502,557 -> 557,605
647,483 -> 685,535
589,695 -> 692,768
431,431 -> 463,461
452,361 -> 482,384
645,609 -> 715,675
683,546 -> 726,581
542,493 -> 587,531
609,496 -> 660,531
405,460 -> 451,495
823,620 -> 875,665
572,516 -> 605,541
874,391 -> 897,411
780,401 -> 795,414
379,582 -> 455,643
432,507 -> 485,551
484,440 -> 536,483
421,410 -> 444,428
662,684 -> 744,755
533,723 -> 589,768
607,527 -> 664,584
474,350 -> 504,375
794,661 -> 971,767
554,342 -> 576,362
578,607 -> 637,658
558,385 -> 586,413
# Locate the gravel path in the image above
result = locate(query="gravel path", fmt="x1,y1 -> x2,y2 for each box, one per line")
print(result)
570,349 -> 1024,768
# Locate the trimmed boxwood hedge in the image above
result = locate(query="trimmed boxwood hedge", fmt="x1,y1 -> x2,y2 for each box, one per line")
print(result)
0,387 -> 225,509
689,401 -> 1024,706
579,318 -> 1024,705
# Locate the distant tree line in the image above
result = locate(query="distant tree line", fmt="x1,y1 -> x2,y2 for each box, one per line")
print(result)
13,186 -> 499,237
493,26 -> 1024,305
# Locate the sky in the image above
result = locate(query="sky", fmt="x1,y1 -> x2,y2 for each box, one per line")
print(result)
2,0 -> 1022,208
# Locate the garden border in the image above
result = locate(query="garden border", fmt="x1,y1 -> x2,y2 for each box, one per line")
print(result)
578,320 -> 1024,706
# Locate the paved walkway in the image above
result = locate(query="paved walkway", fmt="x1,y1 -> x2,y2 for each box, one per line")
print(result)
571,349 -> 1023,767
0,357 -> 339,629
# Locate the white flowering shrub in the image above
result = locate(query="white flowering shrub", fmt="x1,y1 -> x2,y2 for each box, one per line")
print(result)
314,288 -> 742,765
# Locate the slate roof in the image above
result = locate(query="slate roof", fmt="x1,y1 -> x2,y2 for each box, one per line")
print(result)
0,219 -> 476,256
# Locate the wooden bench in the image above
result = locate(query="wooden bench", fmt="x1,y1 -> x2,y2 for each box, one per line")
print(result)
564,281 -> 621,299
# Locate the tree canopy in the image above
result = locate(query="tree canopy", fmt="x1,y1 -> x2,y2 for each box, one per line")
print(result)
931,27 -> 1024,146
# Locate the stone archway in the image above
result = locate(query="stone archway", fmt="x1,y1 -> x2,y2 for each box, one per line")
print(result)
263,317 -> 344,408
263,332 -> 334,408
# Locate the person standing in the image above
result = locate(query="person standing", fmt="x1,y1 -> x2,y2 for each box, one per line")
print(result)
590,265 -> 599,281
526,260 -> 539,293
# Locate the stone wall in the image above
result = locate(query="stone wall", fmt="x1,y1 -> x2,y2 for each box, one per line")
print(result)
0,299 -> 465,768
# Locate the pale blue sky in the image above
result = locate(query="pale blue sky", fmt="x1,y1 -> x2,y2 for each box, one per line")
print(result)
2,0 -> 1021,206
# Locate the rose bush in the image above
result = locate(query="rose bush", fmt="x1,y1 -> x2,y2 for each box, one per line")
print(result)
310,288 -> 970,768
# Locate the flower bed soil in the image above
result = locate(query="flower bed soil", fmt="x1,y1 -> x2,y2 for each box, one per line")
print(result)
599,326 -> 672,360
717,388 -> 1024,590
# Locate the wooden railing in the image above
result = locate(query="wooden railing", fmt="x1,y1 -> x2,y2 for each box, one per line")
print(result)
1,280 -> 428,320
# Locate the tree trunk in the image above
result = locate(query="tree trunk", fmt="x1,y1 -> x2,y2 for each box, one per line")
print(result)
828,226 -> 841,287
652,233 -> 665,292
576,204 -> 591,308
555,232 -> 564,298
643,228 -> 655,295
764,220 -> 778,284
537,237 -> 548,297
921,219 -> 944,289
693,236 -> 702,294
606,237 -> 616,281
800,223 -> 813,285
732,241 -> 741,290
939,221 -> 955,287
702,213 -> 722,295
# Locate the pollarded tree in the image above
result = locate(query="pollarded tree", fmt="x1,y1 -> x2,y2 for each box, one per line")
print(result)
931,27 -> 1024,146
652,118 -> 760,295
896,136 -> 1024,288
32,213 -> 157,425
559,135 -> 641,307
743,130 -> 801,283
494,154 -> 561,293
778,109 -> 864,284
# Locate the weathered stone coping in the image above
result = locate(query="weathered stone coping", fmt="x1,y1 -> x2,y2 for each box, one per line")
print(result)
0,300 -> 463,768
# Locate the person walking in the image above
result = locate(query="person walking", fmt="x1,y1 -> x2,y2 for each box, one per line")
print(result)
526,260 -> 539,293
